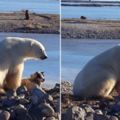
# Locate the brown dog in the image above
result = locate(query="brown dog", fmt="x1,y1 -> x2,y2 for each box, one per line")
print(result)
22,72 -> 45,90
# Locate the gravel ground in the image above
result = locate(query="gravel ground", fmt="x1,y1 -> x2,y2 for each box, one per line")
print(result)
62,19 -> 120,39
0,72 -> 60,120
62,81 -> 120,120
0,11 -> 59,34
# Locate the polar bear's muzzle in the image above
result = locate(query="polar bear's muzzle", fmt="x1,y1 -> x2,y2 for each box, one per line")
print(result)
41,55 -> 48,60
41,51 -> 48,60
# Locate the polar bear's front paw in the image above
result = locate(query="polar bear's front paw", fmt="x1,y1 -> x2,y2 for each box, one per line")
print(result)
0,88 -> 6,96
103,95 -> 115,101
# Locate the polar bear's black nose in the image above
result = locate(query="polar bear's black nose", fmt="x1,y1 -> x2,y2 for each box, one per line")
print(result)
44,55 -> 48,59
41,55 -> 48,59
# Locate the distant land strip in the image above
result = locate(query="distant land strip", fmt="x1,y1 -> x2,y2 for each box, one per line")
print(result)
0,11 -> 60,34
61,1 -> 120,7
62,19 -> 120,39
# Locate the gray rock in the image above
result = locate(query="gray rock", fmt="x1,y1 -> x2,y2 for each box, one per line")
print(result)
109,116 -> 119,120
109,102 -> 120,114
46,116 -> 56,120
2,97 -> 19,107
12,104 -> 31,120
95,109 -> 103,115
82,104 -> 95,114
30,94 -> 39,104
94,114 -> 109,120
54,98 -> 60,113
39,102 -> 55,117
30,87 -> 52,105
85,113 -> 94,120
6,89 -> 16,97
16,86 -> 27,96
64,106 -> 86,120
0,111 -> 10,120
61,81 -> 72,94
19,98 -> 30,105
47,95 -> 53,102
29,102 -> 55,119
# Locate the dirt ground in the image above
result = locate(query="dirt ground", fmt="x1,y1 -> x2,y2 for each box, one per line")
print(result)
0,11 -> 59,34
62,19 -> 120,39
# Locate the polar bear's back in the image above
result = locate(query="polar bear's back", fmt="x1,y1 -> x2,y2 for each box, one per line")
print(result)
4,37 -> 36,44
73,45 -> 120,97
4,37 -> 45,51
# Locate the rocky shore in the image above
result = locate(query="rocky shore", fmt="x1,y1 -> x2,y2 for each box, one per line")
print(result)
0,12 -> 59,34
62,19 -> 120,39
62,81 -> 120,120
0,73 -> 60,120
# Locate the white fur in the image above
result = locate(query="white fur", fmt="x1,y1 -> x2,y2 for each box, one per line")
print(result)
73,45 -> 120,98
0,37 -> 47,90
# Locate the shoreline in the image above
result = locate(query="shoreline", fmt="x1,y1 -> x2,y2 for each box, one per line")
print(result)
0,11 -> 59,34
62,19 -> 120,39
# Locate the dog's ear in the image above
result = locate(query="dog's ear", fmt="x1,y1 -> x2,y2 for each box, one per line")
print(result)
35,72 -> 38,75
41,72 -> 44,76
36,72 -> 39,74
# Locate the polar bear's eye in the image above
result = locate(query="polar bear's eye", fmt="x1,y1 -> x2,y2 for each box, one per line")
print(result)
39,49 -> 42,52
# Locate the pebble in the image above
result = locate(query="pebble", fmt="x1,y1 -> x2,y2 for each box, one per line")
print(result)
2,97 -> 19,107
63,106 -> 86,120
30,87 -> 46,104
95,109 -> 103,115
109,102 -> 120,115
18,98 -> 30,105
29,102 -> 55,119
39,102 -> 55,117
6,89 -> 16,97
30,87 -> 53,105
94,114 -> 109,120
82,104 -> 95,114
12,104 -> 30,120
46,116 -> 56,120
109,116 -> 119,120
85,113 -> 94,120
0,110 -> 10,120
54,98 -> 60,112
16,86 -> 27,96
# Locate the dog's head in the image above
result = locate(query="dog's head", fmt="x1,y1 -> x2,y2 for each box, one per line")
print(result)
30,71 -> 45,86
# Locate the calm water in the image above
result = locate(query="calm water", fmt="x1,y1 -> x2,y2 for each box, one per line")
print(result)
0,0 -> 59,14
62,6 -> 120,19
0,33 -> 60,86
62,39 -> 120,83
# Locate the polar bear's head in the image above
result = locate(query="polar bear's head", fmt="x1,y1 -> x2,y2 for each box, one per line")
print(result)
29,39 -> 48,60
24,38 -> 48,61
4,37 -> 48,61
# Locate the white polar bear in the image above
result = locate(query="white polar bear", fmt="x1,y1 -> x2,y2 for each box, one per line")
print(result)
73,45 -> 120,100
0,37 -> 47,94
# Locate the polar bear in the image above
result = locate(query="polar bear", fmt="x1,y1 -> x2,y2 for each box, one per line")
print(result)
73,45 -> 120,100
0,37 -> 47,94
